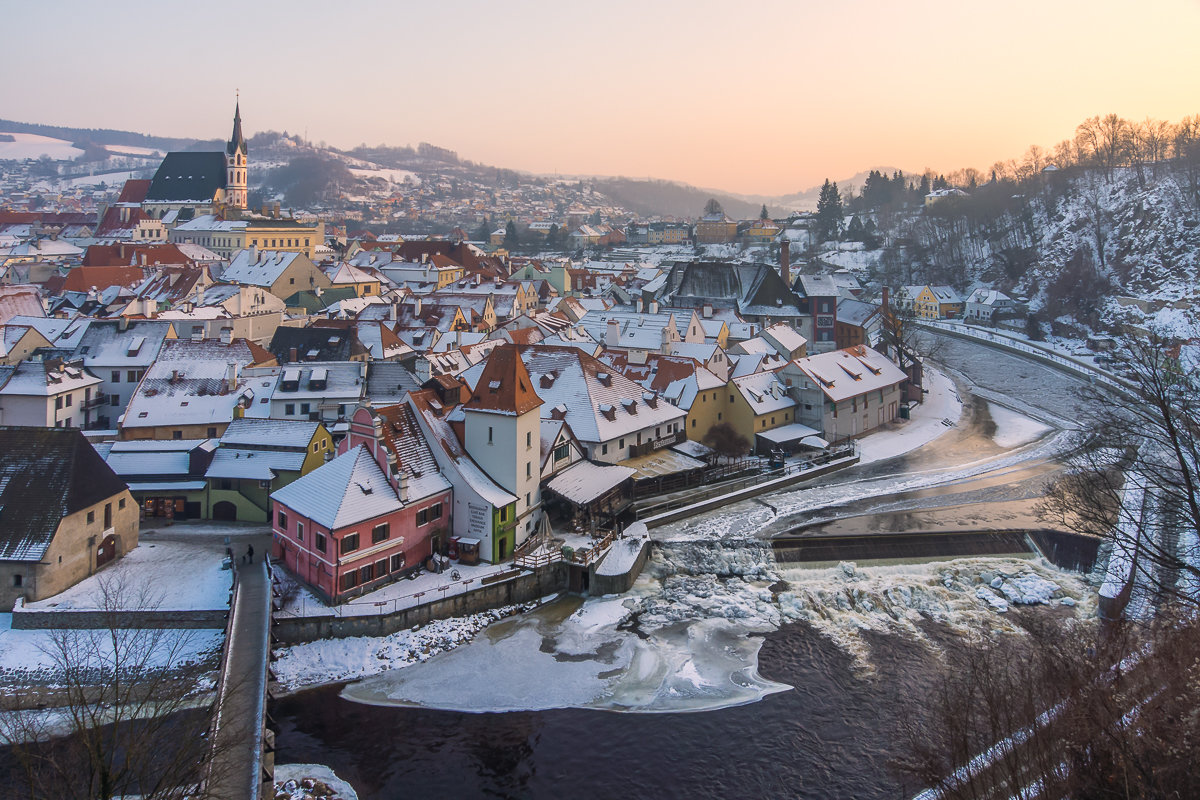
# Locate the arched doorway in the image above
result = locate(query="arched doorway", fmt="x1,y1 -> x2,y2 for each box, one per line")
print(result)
212,501 -> 238,521
96,534 -> 118,569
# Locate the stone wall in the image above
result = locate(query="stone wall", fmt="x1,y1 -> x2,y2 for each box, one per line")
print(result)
272,562 -> 568,644
11,605 -> 228,630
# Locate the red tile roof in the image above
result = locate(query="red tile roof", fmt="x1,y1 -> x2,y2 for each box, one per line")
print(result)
116,179 -> 152,204
60,266 -> 147,293
463,343 -> 543,416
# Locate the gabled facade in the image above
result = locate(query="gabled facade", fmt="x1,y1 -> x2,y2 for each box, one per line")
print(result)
0,427 -> 138,608
781,345 -> 908,441
205,418 -> 332,522
271,406 -> 452,603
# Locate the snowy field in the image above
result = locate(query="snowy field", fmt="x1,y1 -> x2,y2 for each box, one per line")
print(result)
24,539 -> 232,612
0,612 -> 223,689
0,132 -> 83,160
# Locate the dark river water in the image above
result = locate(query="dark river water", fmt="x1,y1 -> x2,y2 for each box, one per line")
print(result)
272,621 -> 943,800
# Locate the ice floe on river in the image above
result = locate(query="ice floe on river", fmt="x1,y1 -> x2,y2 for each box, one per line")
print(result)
326,540 -> 1095,714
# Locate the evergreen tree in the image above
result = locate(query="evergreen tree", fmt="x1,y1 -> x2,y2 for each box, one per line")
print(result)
845,216 -> 865,241
546,223 -> 561,250
472,217 -> 491,242
815,179 -> 844,242
503,220 -> 519,249
704,198 -> 724,217
760,203 -> 770,220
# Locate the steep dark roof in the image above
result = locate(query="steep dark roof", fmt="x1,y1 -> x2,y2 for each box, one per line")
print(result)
227,102 -> 247,156
269,326 -> 369,363
0,427 -> 129,562
145,151 -> 228,203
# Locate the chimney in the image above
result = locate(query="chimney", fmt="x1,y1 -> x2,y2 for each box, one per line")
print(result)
119,316 -> 129,332
882,286 -> 890,313
636,296 -> 644,313
606,318 -> 620,347
273,202 -> 281,218
225,362 -> 238,392
220,327 -> 233,344
649,300 -> 659,314
289,346 -> 298,363
143,297 -> 156,318
780,240 -> 790,286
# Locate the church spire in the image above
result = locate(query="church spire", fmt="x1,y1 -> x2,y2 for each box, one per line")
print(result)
227,96 -> 246,156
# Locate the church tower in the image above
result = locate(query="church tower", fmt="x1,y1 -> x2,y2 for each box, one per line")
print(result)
225,100 -> 248,210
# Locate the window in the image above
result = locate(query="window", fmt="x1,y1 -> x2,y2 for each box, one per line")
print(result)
526,462 -> 532,478
619,438 -> 625,449
285,403 -> 295,415
431,503 -> 442,520
110,394 -> 120,406
602,443 -> 608,455
554,443 -> 569,461
127,370 -> 138,382
315,531 -> 327,553
359,564 -> 373,584
312,443 -> 319,453
390,553 -> 405,572
104,503 -> 111,528
499,505 -> 509,523
340,571 -> 358,591
375,558 -> 388,577
277,511 -> 287,529
341,532 -> 359,554
488,426 -> 493,444
526,493 -> 531,507
220,479 -> 232,490
12,575 -> 21,588
207,427 -> 217,438
118,498 -> 125,510
55,397 -> 63,410
172,431 -> 183,440
296,522 -> 304,542
87,511 -> 95,524
692,419 -> 697,428
526,431 -> 532,448
65,395 -> 73,407
111,371 -> 120,383
718,413 -> 723,421
417,509 -> 429,526
372,523 -> 390,544
300,403 -> 310,414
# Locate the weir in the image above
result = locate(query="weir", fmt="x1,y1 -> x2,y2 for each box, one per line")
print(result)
772,528 -> 1100,573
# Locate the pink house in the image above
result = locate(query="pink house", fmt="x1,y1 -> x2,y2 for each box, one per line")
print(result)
270,404 -> 452,604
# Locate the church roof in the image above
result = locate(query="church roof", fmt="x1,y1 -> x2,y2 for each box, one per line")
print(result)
145,152 -> 228,203
227,101 -> 247,156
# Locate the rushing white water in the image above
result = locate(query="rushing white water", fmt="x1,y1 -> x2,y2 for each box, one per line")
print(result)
339,540 -> 1096,713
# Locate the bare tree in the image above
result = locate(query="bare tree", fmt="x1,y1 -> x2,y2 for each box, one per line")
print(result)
895,613 -> 1200,799
1039,331 -> 1200,613
1076,114 -> 1133,181
0,573 -> 240,799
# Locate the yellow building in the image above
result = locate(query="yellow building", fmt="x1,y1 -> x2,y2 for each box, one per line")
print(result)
695,212 -> 738,244
0,428 -> 139,608
912,285 -> 964,319
726,371 -> 796,452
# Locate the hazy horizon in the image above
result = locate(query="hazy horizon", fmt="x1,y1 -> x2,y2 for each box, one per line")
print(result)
3,0 -> 1198,196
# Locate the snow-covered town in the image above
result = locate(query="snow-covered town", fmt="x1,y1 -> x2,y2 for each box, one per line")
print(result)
2,7 -> 1199,797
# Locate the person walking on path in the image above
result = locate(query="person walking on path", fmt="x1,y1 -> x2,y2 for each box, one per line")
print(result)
245,543 -> 254,564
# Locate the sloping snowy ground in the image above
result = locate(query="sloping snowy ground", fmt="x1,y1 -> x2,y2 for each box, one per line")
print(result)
272,602 -> 541,691
24,540 -> 232,612
274,764 -> 359,800
857,367 -> 963,465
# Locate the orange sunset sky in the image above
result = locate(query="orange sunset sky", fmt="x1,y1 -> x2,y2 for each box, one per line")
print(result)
3,0 -> 1199,195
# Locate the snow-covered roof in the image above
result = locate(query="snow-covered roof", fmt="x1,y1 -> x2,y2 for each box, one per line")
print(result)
271,445 -> 403,530
459,345 -> 685,445
965,288 -> 1011,306
121,339 -> 262,429
220,417 -> 319,449
544,460 -> 634,504
0,359 -> 101,397
221,248 -> 304,287
790,345 -> 908,403
206,447 -> 306,480
731,370 -> 794,415
72,319 -> 173,368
